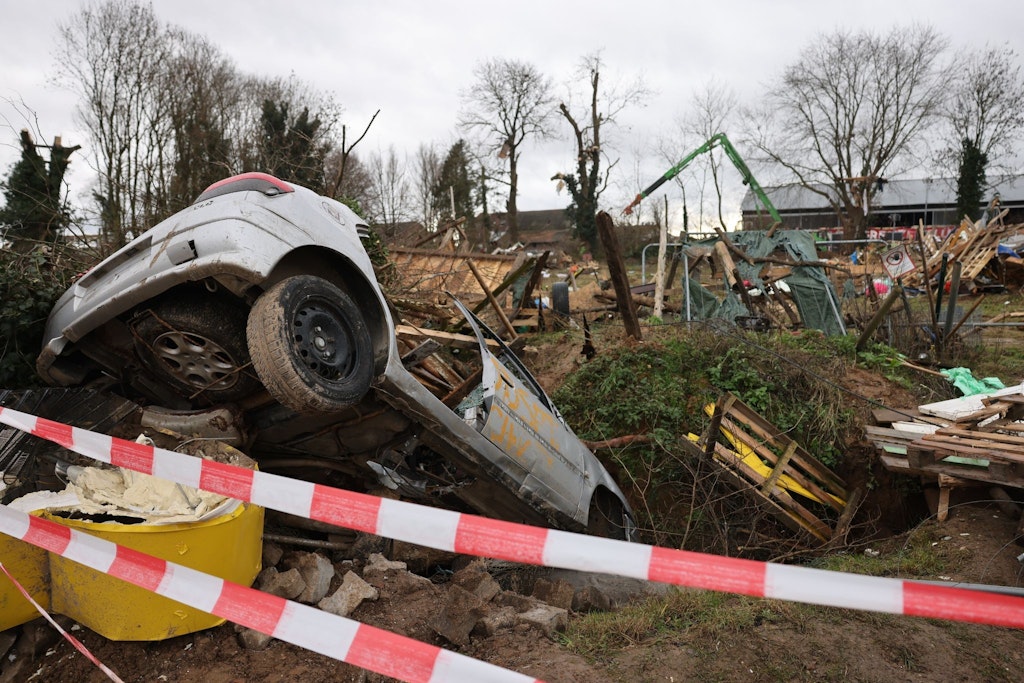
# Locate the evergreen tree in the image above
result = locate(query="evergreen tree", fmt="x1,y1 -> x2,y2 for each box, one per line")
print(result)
254,100 -> 327,190
0,130 -> 78,249
955,137 -> 987,221
432,141 -> 477,246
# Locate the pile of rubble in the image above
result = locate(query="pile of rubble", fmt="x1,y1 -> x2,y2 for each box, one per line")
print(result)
242,535 -> 659,650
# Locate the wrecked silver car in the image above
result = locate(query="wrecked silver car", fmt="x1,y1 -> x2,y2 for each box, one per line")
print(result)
36,173 -> 636,539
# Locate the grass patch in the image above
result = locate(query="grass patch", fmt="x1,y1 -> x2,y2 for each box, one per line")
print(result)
810,525 -> 950,578
550,323 -> 866,549
559,590 -> 794,659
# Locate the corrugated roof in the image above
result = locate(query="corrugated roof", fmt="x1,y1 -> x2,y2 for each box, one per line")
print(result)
742,174 -> 1024,213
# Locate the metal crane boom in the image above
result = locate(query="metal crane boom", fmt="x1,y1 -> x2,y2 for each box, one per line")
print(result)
623,133 -> 782,226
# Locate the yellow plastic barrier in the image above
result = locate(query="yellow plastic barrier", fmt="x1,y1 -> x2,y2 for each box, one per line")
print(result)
0,533 -> 50,631
1,501 -> 262,639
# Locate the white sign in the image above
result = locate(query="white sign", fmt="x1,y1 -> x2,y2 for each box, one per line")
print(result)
882,245 -> 917,280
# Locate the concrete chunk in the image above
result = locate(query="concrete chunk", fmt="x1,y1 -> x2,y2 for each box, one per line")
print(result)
281,551 -> 335,604
318,571 -> 379,618
451,562 -> 502,603
472,605 -> 519,637
261,540 -> 284,568
238,627 -> 274,650
531,577 -> 575,611
517,604 -> 569,639
257,566 -> 305,600
572,584 -> 613,613
431,585 -> 489,645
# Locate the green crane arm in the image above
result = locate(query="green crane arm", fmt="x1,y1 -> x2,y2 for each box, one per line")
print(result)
623,133 -> 782,226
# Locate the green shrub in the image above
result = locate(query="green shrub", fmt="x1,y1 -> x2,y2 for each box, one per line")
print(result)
0,246 -> 88,387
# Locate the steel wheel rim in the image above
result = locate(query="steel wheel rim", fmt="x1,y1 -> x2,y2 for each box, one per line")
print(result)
291,298 -> 357,382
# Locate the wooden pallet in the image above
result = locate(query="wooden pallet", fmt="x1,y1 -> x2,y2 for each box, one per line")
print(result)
688,393 -> 851,544
867,388 -> 1024,520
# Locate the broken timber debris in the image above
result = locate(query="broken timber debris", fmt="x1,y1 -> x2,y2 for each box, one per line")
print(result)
904,210 -> 1024,294
682,392 -> 851,544
866,384 -> 1024,522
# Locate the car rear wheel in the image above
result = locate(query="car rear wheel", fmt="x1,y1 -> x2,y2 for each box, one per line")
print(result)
247,275 -> 373,413
133,296 -> 260,405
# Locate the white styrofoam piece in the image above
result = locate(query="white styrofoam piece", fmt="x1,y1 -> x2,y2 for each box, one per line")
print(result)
918,383 -> 1024,420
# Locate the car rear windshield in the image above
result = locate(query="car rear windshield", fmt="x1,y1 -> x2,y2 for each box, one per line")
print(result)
194,173 -> 294,204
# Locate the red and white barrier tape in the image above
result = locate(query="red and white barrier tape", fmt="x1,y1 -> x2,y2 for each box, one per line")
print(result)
0,560 -> 126,683
3,405 -> 1024,630
0,505 -> 538,683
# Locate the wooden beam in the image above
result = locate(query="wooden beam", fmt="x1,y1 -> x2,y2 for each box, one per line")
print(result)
471,255 -> 538,315
467,258 -> 518,340
597,211 -> 642,340
395,324 -> 498,350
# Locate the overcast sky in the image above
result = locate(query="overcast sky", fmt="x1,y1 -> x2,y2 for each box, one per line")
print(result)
2,0 -> 1021,230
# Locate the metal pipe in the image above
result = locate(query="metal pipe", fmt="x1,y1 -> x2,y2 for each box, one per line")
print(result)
641,242 -> 684,283
263,532 -> 353,551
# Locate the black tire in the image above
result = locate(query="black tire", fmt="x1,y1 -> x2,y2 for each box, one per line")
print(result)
247,275 -> 373,413
133,295 -> 261,405
551,281 -> 570,317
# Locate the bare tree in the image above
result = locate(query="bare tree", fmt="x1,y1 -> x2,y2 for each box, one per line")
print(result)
553,53 -> 649,250
233,75 -> 343,193
942,44 -> 1024,172
55,0 -> 168,248
656,80 -> 740,234
162,30 -> 242,214
411,142 -> 441,231
751,25 -> 948,240
459,58 -> 554,243
328,109 -> 379,199
367,146 -> 410,235
938,43 -> 1024,219
687,80 -> 739,231
324,150 -> 374,216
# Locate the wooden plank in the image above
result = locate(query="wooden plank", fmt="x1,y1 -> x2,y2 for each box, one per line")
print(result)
703,453 -> 815,540
597,211 -> 642,340
702,394 -> 737,460
906,446 -> 932,469
467,259 -> 517,340
471,254 -> 537,315
761,442 -> 797,495
719,407 -> 847,497
934,427 -> 1024,448
871,408 -> 912,426
897,458 -> 1024,488
917,435 -> 1024,464
937,483 -> 952,522
395,324 -> 499,350
399,339 -> 441,368
833,487 -> 864,542
442,367 -> 483,408
864,425 -> 929,444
